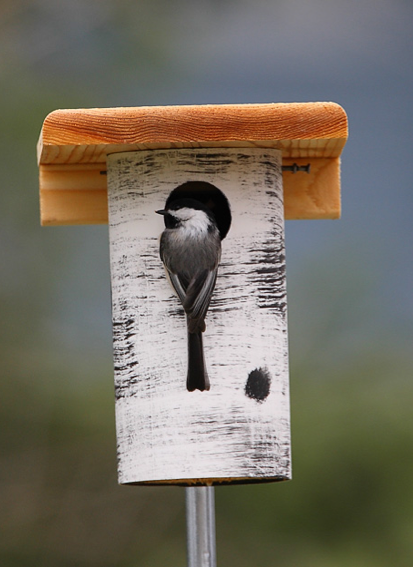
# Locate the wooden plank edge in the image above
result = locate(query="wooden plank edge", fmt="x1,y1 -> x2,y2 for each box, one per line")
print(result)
38,138 -> 347,165
39,157 -> 340,225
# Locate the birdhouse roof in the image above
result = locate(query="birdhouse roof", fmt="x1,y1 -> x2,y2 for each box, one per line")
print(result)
37,102 -> 348,225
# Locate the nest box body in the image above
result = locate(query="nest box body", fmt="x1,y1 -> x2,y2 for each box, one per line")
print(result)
37,102 -> 348,486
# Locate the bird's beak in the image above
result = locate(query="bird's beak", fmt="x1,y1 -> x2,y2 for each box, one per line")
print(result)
156,209 -> 167,215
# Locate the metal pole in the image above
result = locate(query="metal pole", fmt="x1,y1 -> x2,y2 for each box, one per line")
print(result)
186,486 -> 217,567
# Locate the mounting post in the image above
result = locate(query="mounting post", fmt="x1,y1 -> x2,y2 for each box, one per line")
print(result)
186,486 -> 217,567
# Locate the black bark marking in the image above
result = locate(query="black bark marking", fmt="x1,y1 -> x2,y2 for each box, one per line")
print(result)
245,367 -> 271,402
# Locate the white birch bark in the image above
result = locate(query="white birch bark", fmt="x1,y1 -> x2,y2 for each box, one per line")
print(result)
107,148 -> 290,485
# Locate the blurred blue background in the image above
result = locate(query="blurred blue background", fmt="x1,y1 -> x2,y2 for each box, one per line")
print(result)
1,1 -> 412,565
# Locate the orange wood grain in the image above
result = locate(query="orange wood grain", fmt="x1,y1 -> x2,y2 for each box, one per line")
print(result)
38,102 -> 347,164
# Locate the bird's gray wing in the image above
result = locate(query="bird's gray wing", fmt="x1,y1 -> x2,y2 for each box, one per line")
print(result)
183,268 -> 218,326
165,268 -> 187,305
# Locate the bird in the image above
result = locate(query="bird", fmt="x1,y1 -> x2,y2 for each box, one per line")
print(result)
156,198 -> 221,392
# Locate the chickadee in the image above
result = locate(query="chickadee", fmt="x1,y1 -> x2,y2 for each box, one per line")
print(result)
156,198 -> 221,392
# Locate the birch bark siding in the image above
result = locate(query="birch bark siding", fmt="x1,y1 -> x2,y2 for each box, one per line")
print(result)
107,148 -> 291,485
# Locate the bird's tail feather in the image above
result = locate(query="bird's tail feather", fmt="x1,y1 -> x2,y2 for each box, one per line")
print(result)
187,331 -> 210,392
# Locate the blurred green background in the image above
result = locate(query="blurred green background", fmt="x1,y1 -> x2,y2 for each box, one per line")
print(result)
1,1 -> 413,565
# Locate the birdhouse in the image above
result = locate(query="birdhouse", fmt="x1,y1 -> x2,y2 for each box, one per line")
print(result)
38,102 -> 348,486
